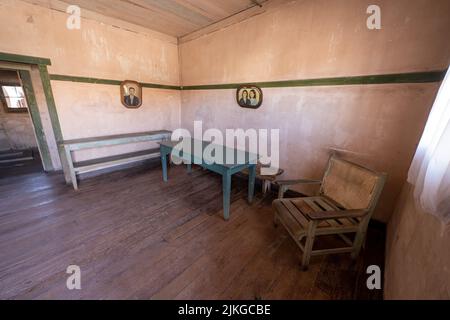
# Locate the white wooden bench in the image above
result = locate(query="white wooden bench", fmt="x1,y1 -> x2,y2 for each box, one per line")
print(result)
60,130 -> 172,190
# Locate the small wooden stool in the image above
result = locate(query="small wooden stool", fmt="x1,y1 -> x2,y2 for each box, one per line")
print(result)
243,164 -> 284,194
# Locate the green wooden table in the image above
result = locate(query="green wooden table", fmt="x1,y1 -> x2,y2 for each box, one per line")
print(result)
159,138 -> 258,220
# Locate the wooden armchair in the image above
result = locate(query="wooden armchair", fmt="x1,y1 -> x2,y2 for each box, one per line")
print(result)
272,156 -> 386,270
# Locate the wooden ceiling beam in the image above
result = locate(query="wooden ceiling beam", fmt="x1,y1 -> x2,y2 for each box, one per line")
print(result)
179,0 -> 290,44
251,0 -> 263,8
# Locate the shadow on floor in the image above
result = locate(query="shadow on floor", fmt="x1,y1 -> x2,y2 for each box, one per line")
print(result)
0,148 -> 43,178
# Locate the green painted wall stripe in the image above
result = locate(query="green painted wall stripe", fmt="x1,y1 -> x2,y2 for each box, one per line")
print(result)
48,70 -> 446,91
1,52 -> 446,90
49,74 -> 181,90
180,70 -> 447,90
0,52 -> 51,66
50,74 -> 122,86
18,70 -> 54,171
141,82 -> 181,90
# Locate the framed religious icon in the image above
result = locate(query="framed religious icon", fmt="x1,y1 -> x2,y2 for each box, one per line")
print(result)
121,80 -> 142,108
236,85 -> 263,109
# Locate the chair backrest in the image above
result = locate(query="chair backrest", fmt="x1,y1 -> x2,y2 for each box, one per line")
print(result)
320,156 -> 386,212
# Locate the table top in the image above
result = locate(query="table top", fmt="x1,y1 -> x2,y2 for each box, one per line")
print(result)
160,138 -> 259,168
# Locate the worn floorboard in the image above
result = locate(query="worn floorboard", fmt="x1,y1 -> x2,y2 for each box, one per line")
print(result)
0,161 -> 385,299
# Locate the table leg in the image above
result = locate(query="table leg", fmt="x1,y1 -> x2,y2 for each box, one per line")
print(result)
187,163 -> 192,173
161,148 -> 168,182
248,164 -> 256,203
222,171 -> 232,221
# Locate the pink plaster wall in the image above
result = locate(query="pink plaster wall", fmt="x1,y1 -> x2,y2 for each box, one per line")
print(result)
179,0 -> 450,222
180,0 -> 450,85
385,183 -> 450,299
181,84 -> 439,222
0,0 -> 179,84
0,0 -> 181,166
52,81 -> 181,162
0,109 -> 37,150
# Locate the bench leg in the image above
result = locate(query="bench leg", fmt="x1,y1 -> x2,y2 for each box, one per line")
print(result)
70,170 -> 78,190
58,145 -> 72,184
64,146 -> 78,190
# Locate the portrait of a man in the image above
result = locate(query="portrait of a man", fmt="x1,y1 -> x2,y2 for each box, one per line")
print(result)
120,80 -> 142,108
236,85 -> 263,109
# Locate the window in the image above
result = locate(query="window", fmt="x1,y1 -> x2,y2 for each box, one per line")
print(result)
408,69 -> 450,223
1,86 -> 28,112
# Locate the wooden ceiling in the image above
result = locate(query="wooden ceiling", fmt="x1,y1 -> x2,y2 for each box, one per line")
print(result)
57,0 -> 268,38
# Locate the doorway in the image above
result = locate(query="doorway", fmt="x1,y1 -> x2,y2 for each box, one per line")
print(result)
0,53 -> 69,182
0,68 -> 44,176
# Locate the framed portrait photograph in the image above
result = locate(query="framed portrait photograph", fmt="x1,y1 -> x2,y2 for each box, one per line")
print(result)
121,80 -> 142,108
236,85 -> 263,109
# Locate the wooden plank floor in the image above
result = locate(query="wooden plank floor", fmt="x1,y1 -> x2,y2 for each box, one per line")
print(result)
0,161 -> 385,300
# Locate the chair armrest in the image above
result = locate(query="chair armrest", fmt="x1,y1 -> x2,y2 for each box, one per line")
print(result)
276,179 -> 322,199
306,209 -> 368,221
276,179 -> 322,186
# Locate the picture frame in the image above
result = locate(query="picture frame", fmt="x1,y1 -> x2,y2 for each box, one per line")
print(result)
120,80 -> 142,109
236,85 -> 263,109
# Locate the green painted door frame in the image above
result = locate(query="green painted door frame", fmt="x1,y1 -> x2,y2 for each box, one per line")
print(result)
38,64 -> 73,180
18,70 -> 54,171
0,52 -> 66,173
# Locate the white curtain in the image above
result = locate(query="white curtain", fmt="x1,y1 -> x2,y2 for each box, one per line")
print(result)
408,69 -> 450,223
